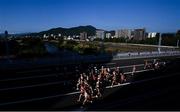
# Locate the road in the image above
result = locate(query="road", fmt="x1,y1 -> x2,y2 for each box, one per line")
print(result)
86,72 -> 180,111
0,56 -> 179,110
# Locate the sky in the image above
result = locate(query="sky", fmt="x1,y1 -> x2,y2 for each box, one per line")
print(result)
0,0 -> 180,33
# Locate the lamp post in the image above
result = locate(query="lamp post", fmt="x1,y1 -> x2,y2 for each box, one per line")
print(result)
177,39 -> 179,48
158,33 -> 162,54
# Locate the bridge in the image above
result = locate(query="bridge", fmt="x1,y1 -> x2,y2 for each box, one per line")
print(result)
0,56 -> 180,110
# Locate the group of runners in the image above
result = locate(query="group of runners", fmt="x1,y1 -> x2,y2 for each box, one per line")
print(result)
75,59 -> 164,106
144,59 -> 164,70
76,66 -> 128,105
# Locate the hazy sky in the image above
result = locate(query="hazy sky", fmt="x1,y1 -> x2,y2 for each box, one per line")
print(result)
0,0 -> 180,33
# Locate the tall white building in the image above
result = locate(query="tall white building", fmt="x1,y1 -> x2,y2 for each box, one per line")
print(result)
96,30 -> 105,39
106,33 -> 111,38
148,32 -> 158,38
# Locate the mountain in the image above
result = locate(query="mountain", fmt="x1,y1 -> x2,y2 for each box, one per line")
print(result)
20,25 -> 117,37
29,25 -> 97,37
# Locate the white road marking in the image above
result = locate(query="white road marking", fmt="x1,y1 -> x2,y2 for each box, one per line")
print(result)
124,69 -> 154,75
111,64 -> 144,69
105,63 -> 116,65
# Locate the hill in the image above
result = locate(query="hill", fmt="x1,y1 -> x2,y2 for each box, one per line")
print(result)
29,25 -> 97,37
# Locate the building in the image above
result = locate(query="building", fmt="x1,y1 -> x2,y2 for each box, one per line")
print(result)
133,28 -> 146,40
115,30 -> 120,38
115,29 -> 131,39
43,34 -> 48,39
88,36 -> 96,41
50,34 -> 54,37
80,32 -> 87,40
58,33 -> 61,37
147,32 -> 159,38
96,30 -> 105,39
105,33 -> 111,38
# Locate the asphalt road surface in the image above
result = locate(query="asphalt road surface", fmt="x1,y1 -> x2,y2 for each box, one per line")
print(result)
0,56 -> 180,111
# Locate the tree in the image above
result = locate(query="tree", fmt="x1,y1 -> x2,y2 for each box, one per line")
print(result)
161,33 -> 176,46
18,37 -> 47,58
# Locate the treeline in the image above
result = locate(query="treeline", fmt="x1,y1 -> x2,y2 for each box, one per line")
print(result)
18,38 -> 47,58
58,40 -> 101,55
0,38 -> 47,58
0,40 -> 19,56
94,37 -> 159,45
161,33 -> 180,46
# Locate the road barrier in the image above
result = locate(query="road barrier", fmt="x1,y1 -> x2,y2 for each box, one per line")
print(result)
113,51 -> 180,60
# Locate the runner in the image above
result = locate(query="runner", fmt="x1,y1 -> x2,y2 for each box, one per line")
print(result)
154,61 -> 159,70
82,80 -> 93,105
104,67 -> 111,86
115,67 -> 121,85
111,71 -> 117,87
77,80 -> 85,102
76,74 -> 84,90
144,60 -> 148,69
95,77 -> 102,98
120,72 -> 126,84
132,65 -> 136,76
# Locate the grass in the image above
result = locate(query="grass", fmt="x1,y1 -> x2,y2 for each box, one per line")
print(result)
51,40 -> 180,54
103,42 -> 180,53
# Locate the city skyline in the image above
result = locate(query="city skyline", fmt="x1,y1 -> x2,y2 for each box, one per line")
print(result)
0,0 -> 180,34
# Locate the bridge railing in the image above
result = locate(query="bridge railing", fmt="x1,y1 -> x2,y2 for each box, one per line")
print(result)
113,50 -> 180,60
1,50 -> 180,70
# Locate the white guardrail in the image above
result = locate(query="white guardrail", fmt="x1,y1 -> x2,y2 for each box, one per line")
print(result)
113,51 -> 180,60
